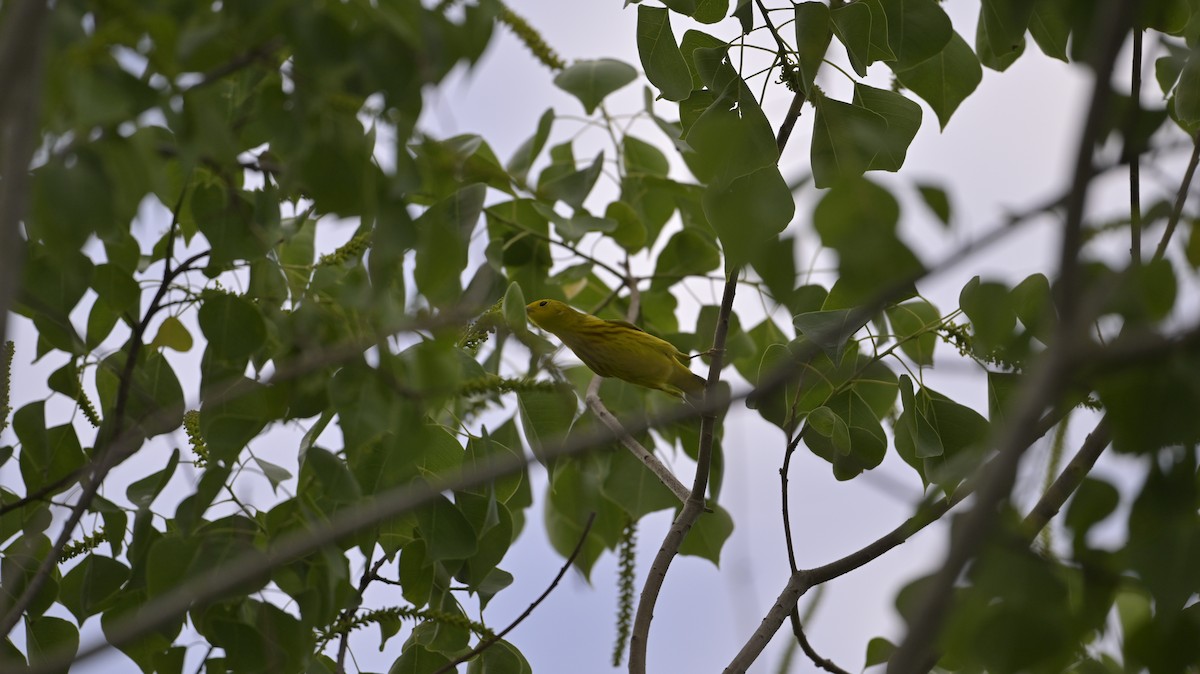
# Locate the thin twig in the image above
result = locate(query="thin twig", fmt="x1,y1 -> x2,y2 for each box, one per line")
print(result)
431,513 -> 596,674
795,617 -> 850,674
586,393 -> 691,504
336,552 -> 389,673
1127,29 -> 1143,264
1152,128 -> 1200,262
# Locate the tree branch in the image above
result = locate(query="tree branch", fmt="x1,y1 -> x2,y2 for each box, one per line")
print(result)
1152,128 -> 1200,262
628,271 -> 736,674
585,391 -> 691,504
1022,417 -> 1111,535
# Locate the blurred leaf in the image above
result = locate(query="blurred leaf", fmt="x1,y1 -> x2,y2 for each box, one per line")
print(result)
507,108 -> 555,184
553,59 -> 637,114
916,183 -> 953,226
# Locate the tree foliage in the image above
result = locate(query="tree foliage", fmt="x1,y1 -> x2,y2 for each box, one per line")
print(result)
1,0 -> 1199,672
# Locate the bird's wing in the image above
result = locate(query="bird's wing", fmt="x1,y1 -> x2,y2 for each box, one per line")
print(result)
604,318 -> 646,333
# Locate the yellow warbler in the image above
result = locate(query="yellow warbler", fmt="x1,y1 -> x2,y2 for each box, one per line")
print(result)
526,299 -> 706,399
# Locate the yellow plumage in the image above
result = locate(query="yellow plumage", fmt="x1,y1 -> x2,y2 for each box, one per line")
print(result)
525,299 -> 706,399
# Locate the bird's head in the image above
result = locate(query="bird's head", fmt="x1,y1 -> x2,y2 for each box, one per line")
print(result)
525,298 -> 574,331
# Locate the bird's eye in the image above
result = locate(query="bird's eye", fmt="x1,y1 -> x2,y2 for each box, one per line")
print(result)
539,301 -> 548,307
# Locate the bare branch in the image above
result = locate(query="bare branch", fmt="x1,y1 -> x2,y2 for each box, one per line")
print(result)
1153,128 -> 1200,262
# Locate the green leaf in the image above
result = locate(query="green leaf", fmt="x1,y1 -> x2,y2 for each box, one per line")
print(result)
149,316 -> 194,352
895,31 -> 982,129
685,76 -> 779,187
198,292 -> 266,362
1064,478 -> 1119,543
679,503 -> 734,565
391,645 -> 453,673
601,446 -> 679,519
507,108 -> 555,184
539,152 -> 604,210
1028,0 -> 1070,61
637,6 -> 693,102
916,183 -> 952,225
416,495 -> 479,561
794,3 -> 833,96
545,456 -> 625,578
606,200 -> 647,253
1010,273 -> 1055,344
91,263 -> 141,320
813,177 -> 923,304
653,229 -> 721,287
811,94 -> 889,187
415,184 -> 485,307
959,277 -> 1016,353
200,379 -> 283,462
877,0 -> 953,69
895,376 -> 988,489
190,183 -> 272,266
865,637 -> 896,667
16,405 -> 85,496
466,639 -> 532,674
1096,346 -> 1200,453
86,300 -> 119,350
793,309 -> 871,362
254,458 -> 291,493
26,616 -> 79,674
977,0 -> 1035,71
680,30 -> 728,90
301,446 -> 362,508
886,300 -> 940,366
59,555 -> 130,623
126,448 -> 180,509
623,136 -> 670,178
517,385 -> 577,465
853,84 -> 923,172
806,405 -> 852,454
502,282 -> 528,334
703,165 -> 795,268
832,2 -> 874,76
553,59 -> 638,114
29,158 -> 114,255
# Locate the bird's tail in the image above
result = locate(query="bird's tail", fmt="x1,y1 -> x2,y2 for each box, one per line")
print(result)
674,370 -> 707,402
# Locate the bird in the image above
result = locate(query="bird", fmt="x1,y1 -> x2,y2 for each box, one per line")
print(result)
525,299 -> 706,399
